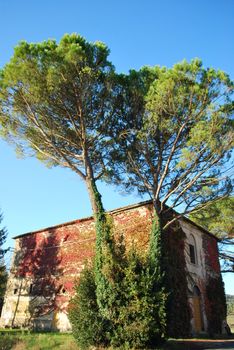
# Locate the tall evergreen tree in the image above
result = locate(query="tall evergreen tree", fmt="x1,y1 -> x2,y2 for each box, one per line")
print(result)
0,34 -> 119,215
0,34 -> 123,319
109,59 -> 233,336
0,34 -> 168,346
110,59 -> 233,225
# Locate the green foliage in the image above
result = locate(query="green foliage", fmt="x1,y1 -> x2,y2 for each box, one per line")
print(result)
70,246 -> 167,349
0,331 -> 189,350
206,275 -> 227,335
148,213 -> 163,275
0,34 -> 119,188
163,224 -> 191,337
107,60 -> 233,340
226,295 -> 234,316
110,59 -> 234,220
190,197 -> 234,238
148,212 -> 190,338
111,249 -> 166,349
0,334 -> 18,350
91,178 -> 123,321
190,197 -> 234,273
107,219 -> 166,347
0,263 -> 7,298
0,332 -> 79,350
68,266 -> 110,350
2,37 -> 232,344
69,199 -> 167,348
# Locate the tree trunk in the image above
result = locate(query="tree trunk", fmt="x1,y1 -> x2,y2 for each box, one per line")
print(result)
85,177 -> 101,215
84,152 -> 104,216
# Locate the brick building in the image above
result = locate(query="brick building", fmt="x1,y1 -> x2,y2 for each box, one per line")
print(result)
0,201 -> 224,334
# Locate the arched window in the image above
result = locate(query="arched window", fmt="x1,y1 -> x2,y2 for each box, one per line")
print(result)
188,234 -> 197,265
193,285 -> 201,296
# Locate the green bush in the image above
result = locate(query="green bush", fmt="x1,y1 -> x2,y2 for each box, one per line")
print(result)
69,203 -> 167,349
68,265 -> 110,350
69,248 -> 167,349
111,249 -> 166,349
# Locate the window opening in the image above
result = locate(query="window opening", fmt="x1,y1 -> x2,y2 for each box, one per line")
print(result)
189,244 -> 196,264
57,285 -> 66,294
188,234 -> 197,265
29,284 -> 33,294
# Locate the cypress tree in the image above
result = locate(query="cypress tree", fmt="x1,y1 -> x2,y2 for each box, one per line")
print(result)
69,265 -> 110,350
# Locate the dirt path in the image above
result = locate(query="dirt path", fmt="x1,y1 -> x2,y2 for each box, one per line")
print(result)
176,339 -> 234,349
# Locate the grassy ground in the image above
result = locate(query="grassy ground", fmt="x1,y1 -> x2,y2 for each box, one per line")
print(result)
0,330 -> 233,350
0,331 -> 78,350
0,331 -> 190,350
227,314 -> 234,333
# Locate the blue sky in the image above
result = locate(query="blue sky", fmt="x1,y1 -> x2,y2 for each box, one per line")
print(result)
0,0 -> 233,292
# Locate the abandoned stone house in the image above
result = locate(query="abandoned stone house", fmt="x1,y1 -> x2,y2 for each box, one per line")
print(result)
0,200 -> 225,335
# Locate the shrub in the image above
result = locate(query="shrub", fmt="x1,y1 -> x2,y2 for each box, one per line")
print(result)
69,211 -> 167,349
68,265 -> 110,350
111,249 -> 166,349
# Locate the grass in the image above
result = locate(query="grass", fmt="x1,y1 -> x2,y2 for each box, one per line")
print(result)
227,313 -> 234,333
0,331 -> 78,350
0,330 -> 233,350
0,331 -> 190,350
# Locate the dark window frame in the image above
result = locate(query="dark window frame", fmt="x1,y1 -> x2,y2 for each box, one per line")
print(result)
189,244 -> 196,264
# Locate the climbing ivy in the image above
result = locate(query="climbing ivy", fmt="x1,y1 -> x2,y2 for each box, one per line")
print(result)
148,211 -> 191,338
163,223 -> 191,337
205,275 -> 226,335
70,187 -> 168,348
91,180 -> 121,320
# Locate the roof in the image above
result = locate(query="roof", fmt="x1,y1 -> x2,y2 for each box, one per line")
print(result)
13,199 -> 219,241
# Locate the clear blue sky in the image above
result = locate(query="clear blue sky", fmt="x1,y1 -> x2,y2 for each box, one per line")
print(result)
0,0 -> 233,292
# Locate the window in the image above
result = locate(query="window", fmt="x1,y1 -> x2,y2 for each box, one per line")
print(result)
29,283 -> 33,294
57,285 -> 66,294
14,288 -> 18,295
189,244 -> 196,264
193,285 -> 201,296
188,234 -> 197,265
